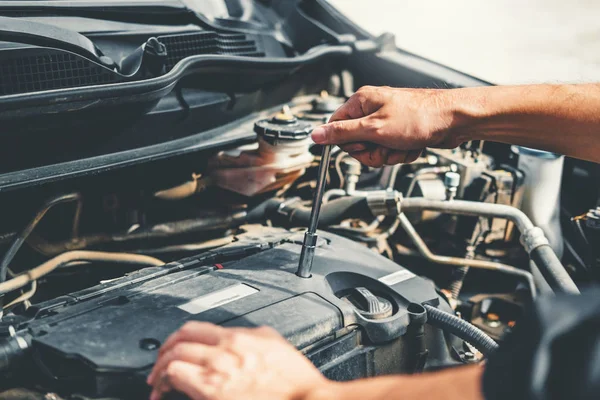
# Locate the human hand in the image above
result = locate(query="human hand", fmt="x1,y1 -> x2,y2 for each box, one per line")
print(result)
311,86 -> 469,167
147,322 -> 329,400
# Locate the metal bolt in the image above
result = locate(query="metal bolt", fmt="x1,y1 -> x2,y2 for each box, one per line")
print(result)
444,171 -> 461,188
444,171 -> 461,201
140,338 -> 161,351
486,320 -> 501,328
585,207 -> 600,229
426,155 -> 438,165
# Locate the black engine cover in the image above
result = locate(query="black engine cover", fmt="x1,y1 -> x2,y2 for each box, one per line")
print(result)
13,228 -> 442,398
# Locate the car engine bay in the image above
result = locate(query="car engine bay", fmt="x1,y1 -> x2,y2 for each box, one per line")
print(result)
0,1 -> 598,399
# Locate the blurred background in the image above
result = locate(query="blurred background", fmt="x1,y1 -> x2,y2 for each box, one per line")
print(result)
329,0 -> 600,84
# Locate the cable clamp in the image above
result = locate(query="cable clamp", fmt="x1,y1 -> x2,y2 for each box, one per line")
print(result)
520,227 -> 550,253
367,190 -> 401,217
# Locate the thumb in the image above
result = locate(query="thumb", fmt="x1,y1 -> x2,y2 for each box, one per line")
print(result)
311,119 -> 370,145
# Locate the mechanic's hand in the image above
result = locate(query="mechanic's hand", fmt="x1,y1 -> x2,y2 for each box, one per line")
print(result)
311,86 -> 467,167
147,322 -> 329,400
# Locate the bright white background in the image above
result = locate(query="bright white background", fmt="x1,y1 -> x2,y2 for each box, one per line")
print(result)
329,0 -> 600,85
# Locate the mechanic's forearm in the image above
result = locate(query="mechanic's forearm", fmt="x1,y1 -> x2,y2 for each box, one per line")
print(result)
304,365 -> 484,400
449,83 -> 600,162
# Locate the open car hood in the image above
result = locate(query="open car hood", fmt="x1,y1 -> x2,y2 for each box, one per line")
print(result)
0,0 -> 485,191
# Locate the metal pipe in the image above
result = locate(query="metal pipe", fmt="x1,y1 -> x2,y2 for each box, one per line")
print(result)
530,245 -> 579,294
3,280 -> 37,310
401,198 -> 579,295
0,251 -> 164,296
130,236 -> 235,256
398,213 -> 537,298
386,164 -> 403,190
0,193 -> 81,283
297,145 -> 332,278
322,189 -> 347,204
401,198 -> 535,232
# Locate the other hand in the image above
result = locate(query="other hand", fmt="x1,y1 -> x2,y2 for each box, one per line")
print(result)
147,322 -> 328,400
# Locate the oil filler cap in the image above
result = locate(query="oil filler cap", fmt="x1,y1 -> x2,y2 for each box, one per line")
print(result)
343,287 -> 393,320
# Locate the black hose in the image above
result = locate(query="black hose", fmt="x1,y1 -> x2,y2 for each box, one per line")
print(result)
247,196 -> 374,228
0,331 -> 30,372
287,196 -> 373,227
530,245 -> 579,294
246,198 -> 282,223
423,303 -> 499,357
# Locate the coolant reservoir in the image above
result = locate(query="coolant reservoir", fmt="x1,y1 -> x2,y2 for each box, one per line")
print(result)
512,146 -> 565,257
209,106 -> 315,196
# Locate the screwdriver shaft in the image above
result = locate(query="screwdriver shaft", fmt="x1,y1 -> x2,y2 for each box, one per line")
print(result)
307,145 -> 332,233
297,145 -> 332,278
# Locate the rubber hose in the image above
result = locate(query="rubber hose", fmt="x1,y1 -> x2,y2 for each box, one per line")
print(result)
0,332 -> 30,372
246,197 -> 374,228
245,198 -> 282,223
423,304 -> 499,357
530,245 -> 579,294
287,196 -> 373,227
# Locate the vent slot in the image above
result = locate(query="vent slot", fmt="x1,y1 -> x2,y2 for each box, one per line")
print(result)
0,49 -> 118,96
159,31 -> 265,70
0,30 -> 266,96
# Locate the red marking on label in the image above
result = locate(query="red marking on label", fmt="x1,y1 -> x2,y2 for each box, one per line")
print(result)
214,264 -> 224,270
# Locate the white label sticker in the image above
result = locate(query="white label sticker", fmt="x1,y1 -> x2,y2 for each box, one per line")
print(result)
378,270 -> 416,286
178,283 -> 259,315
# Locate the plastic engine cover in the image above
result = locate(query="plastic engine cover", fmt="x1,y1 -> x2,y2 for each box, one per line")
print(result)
16,228 -> 441,398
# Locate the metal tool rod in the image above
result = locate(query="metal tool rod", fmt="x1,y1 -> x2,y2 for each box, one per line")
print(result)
307,145 -> 332,233
297,145 -> 332,278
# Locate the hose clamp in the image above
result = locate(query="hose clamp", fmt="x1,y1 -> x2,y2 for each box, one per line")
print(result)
520,227 -> 550,254
366,190 -> 401,217
9,326 -> 29,350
